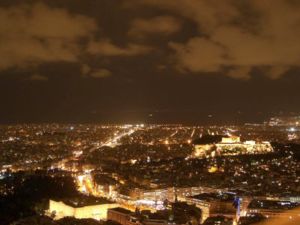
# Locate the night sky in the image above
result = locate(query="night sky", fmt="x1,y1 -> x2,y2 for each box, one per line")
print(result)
0,0 -> 300,124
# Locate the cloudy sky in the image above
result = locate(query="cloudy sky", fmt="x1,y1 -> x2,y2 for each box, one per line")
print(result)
0,0 -> 300,124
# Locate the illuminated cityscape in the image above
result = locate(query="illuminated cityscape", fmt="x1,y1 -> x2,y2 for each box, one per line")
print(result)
0,123 -> 300,224
1,1 -> 300,225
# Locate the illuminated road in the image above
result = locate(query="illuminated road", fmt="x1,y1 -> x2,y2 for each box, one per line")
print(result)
170,130 -> 178,137
101,128 -> 137,148
87,126 -> 141,153
190,128 -> 195,138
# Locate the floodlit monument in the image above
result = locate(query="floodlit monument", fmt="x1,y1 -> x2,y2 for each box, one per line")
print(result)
193,135 -> 273,158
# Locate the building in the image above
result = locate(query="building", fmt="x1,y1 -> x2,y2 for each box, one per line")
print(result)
93,173 -> 118,198
130,187 -> 175,202
267,116 -> 300,127
48,197 -> 119,221
186,192 -> 238,223
193,135 -> 273,158
108,203 -> 201,225
127,186 -> 220,210
247,199 -> 300,219
203,216 -> 233,225
107,207 -> 140,225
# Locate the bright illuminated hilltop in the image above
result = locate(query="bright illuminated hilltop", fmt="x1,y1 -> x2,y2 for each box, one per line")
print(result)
193,135 -> 273,158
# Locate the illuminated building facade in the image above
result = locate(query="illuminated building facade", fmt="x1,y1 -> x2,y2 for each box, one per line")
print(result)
247,199 -> 300,219
48,199 -> 119,221
127,186 -> 219,210
186,192 -> 238,223
108,208 -> 140,225
108,204 -> 201,225
193,136 -> 273,158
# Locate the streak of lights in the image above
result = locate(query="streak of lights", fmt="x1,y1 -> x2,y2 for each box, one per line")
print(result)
190,129 -> 195,138
170,130 -> 178,137
101,128 -> 137,148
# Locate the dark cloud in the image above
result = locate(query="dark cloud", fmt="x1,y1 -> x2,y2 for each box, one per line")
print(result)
132,0 -> 300,79
0,3 -> 97,71
80,64 -> 111,79
87,39 -> 152,56
3,1 -> 299,80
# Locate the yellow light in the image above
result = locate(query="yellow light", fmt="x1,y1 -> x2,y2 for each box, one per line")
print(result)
208,166 -> 218,173
131,159 -> 137,164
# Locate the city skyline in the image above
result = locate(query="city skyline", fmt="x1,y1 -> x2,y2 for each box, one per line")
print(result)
1,2 -> 300,224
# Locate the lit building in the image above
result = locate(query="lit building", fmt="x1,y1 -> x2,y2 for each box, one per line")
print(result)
267,116 -> 300,127
193,135 -> 273,158
221,136 -> 240,144
108,203 -> 201,225
107,207 -> 140,225
93,173 -> 118,198
247,199 -> 300,219
186,192 -> 239,223
48,198 -> 119,221
124,186 -> 221,211
131,187 -> 176,202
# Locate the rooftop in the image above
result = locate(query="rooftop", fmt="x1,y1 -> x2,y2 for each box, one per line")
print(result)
109,207 -> 132,215
190,192 -> 236,202
52,195 -> 113,208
